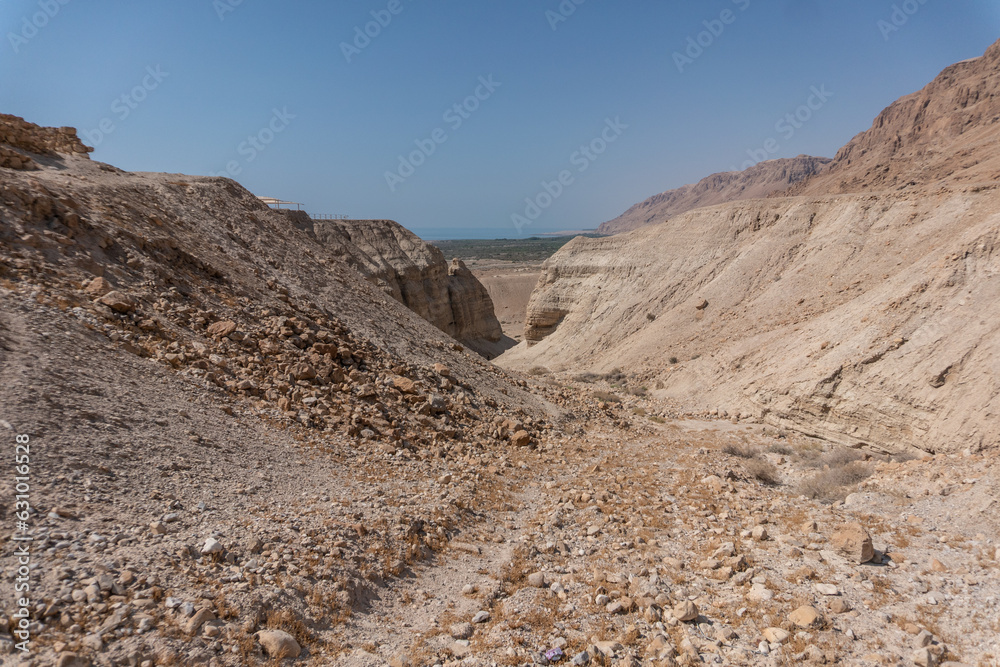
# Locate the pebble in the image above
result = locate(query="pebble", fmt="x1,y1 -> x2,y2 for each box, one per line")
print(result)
814,583 -> 840,596
788,605 -> 822,628
471,610 -> 490,624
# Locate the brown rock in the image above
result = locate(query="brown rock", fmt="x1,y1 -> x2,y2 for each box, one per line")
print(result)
828,598 -> 851,614
832,522 -> 874,563
97,290 -> 136,313
83,277 -> 113,296
393,376 -> 417,394
511,430 -> 531,447
788,605 -> 822,628
207,320 -> 237,338
289,363 -> 317,381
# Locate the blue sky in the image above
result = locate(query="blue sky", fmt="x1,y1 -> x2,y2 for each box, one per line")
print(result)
2,1 -> 998,239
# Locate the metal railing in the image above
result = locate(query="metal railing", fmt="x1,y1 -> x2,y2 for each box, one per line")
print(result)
312,214 -> 351,220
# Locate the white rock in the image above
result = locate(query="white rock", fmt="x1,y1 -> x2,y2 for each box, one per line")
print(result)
201,538 -> 224,555
814,583 -> 840,596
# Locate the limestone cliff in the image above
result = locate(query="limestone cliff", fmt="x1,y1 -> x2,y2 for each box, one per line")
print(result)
310,219 -> 503,355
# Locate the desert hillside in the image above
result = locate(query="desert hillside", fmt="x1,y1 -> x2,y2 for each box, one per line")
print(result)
2,74 -> 1000,667
597,156 -> 830,235
501,39 -> 1000,457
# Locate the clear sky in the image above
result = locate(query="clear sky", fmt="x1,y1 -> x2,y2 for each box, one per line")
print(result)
2,1 -> 998,239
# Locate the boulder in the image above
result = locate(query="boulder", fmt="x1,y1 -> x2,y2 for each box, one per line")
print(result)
832,523 -> 874,563
97,291 -> 136,313
257,630 -> 301,659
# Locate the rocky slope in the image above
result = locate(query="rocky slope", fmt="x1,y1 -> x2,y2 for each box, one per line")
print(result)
309,219 -> 504,357
597,156 -> 830,235
501,39 -> 1000,456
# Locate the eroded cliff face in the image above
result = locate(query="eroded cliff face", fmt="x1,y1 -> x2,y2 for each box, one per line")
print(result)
310,219 -> 503,354
503,187 -> 1000,455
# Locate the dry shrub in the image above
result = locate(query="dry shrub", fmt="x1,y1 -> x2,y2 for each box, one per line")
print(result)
797,461 -> 872,503
265,609 -> 312,647
766,442 -> 792,456
528,366 -> 551,376
821,447 -> 865,468
745,458 -> 780,486
722,443 -> 758,459
593,390 -> 622,403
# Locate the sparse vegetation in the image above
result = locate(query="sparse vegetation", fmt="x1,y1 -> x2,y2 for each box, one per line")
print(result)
593,390 -> 622,403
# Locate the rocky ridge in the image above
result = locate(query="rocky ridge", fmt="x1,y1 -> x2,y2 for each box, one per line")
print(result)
596,156 -> 830,236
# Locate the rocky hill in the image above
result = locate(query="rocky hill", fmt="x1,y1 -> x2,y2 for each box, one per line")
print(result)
501,39 -> 1000,457
791,39 -> 1000,195
597,156 -> 830,235
307,218 -> 505,357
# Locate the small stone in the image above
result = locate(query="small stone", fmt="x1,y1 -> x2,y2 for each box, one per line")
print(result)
914,630 -> 934,648
594,641 -> 624,657
762,627 -> 789,644
512,430 -> 531,447
929,558 -> 947,572
672,600 -> 698,622
257,630 -> 301,659
789,605 -> 822,628
814,584 -> 840,596
57,652 -> 89,667
184,608 -> 216,635
471,610 -> 490,624
751,526 -> 769,541
747,583 -> 773,602
832,522 -> 874,563
829,598 -> 851,614
450,622 -> 474,640
912,647 -> 937,667
433,363 -> 451,377
527,572 -> 547,588
201,538 -> 223,555
571,650 -> 591,666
